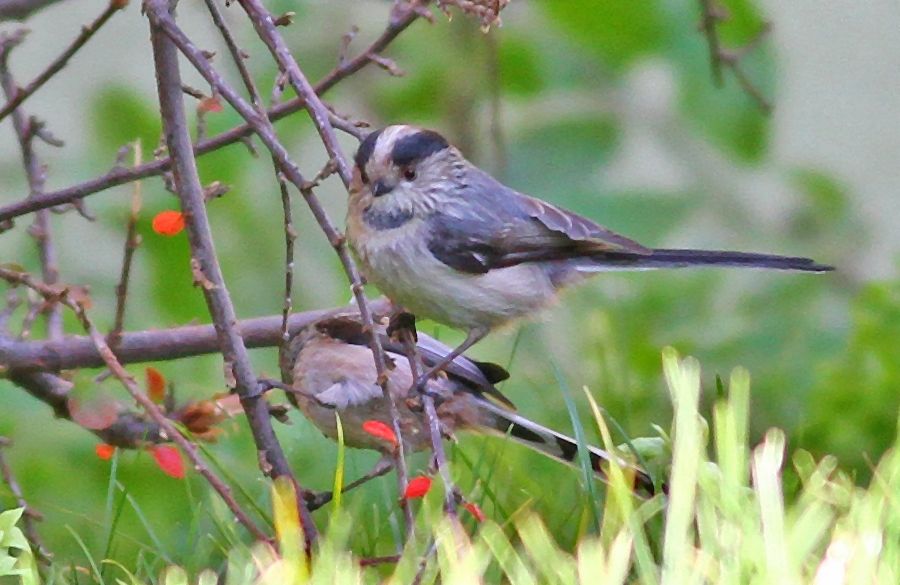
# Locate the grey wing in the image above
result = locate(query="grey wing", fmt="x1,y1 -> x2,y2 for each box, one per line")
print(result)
413,332 -> 515,408
316,378 -> 383,410
377,330 -> 515,408
427,168 -> 649,274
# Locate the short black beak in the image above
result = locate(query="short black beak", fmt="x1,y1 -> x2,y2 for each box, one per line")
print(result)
372,179 -> 394,197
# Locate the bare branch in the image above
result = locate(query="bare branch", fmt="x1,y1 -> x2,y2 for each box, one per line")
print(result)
324,106 -> 369,141
145,0 -> 313,547
1,30 -> 63,340
398,329 -> 461,524
234,0 -> 426,535
0,299 -> 391,372
7,370 -> 167,448
0,3 -> 424,223
201,0 -> 298,385
0,0 -> 126,122
108,142 -> 142,348
0,0 -> 67,21
203,0 -> 262,108
0,436 -> 51,563
0,288 -> 21,331
150,1 -> 416,527
0,266 -> 270,542
275,170 -> 295,378
697,0 -> 772,113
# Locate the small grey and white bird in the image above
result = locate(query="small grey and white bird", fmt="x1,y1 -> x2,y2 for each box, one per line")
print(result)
282,311 -> 656,495
346,125 -> 833,376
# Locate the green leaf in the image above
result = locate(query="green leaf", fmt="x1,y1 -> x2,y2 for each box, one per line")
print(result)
498,36 -> 544,96
162,565 -> 189,585
90,86 -> 161,153
541,0 -> 667,71
2,527 -> 29,552
0,507 -> 24,535
0,556 -> 18,575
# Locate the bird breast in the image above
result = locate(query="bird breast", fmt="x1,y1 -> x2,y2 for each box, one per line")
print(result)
349,216 -> 557,331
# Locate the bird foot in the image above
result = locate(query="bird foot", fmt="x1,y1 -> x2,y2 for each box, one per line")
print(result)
404,386 -> 445,412
303,489 -> 333,511
387,310 -> 417,342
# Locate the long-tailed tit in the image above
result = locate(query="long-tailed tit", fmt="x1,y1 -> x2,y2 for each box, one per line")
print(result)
346,125 -> 832,381
282,312 -> 656,496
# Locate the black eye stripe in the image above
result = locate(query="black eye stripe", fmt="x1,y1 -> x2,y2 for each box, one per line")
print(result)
391,130 -> 449,167
354,128 -> 384,183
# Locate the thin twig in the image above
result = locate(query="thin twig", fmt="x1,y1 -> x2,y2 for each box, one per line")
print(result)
145,0 -> 315,548
0,31 -> 63,340
236,0 -> 354,184
0,437 -> 52,563
18,298 -> 41,339
324,106 -> 369,141
696,0 -> 772,113
0,3 -> 424,223
201,0 -> 296,382
108,142 -> 142,349
276,170 -> 295,379
398,329 -> 461,522
0,267 -> 270,542
0,288 -> 21,331
0,0 -> 126,122
698,0 -> 724,86
203,0 -> 262,108
410,539 -> 439,585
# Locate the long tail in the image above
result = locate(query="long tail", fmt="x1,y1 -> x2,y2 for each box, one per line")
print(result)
474,398 -> 658,496
580,249 -> 833,272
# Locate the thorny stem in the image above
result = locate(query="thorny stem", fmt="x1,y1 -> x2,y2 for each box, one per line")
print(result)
146,0 -> 316,549
0,31 -> 63,340
0,3 -> 424,223
0,0 -> 126,123
0,267 -> 270,543
0,437 -> 52,564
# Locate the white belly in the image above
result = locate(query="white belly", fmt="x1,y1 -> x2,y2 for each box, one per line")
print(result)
353,219 -> 556,331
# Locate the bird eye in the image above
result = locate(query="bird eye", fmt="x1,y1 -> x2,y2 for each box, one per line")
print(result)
403,167 -> 416,181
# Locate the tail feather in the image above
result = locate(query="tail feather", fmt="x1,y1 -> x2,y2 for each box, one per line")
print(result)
579,248 -> 833,272
475,399 -> 658,496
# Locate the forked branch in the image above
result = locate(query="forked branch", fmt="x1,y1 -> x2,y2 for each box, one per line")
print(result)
146,0 -> 315,547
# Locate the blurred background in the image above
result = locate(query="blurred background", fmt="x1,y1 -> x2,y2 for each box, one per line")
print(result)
1,0 -> 898,567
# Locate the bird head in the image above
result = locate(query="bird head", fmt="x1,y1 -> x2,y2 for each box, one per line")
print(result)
350,125 -> 463,223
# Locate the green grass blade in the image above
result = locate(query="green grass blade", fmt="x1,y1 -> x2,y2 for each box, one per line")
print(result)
553,361 -> 602,534
332,412 -> 346,514
65,525 -> 105,585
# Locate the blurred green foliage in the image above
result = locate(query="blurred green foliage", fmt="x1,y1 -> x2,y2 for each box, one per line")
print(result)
0,0 -> 895,573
